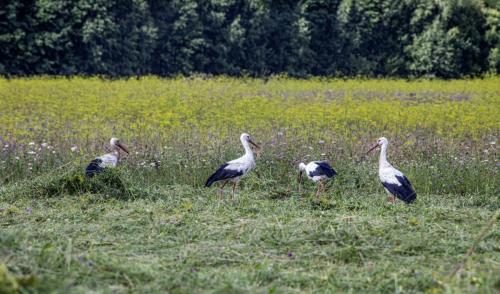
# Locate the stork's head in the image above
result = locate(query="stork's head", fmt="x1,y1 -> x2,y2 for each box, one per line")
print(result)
240,133 -> 260,149
367,137 -> 388,153
377,137 -> 388,146
298,162 -> 307,183
110,137 -> 129,154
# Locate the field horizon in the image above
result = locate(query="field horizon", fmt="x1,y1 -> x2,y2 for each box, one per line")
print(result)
0,77 -> 498,293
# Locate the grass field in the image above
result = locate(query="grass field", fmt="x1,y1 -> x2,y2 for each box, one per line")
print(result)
0,77 -> 499,293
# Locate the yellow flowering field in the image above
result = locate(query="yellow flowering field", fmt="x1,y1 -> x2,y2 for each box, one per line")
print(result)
0,76 -> 498,145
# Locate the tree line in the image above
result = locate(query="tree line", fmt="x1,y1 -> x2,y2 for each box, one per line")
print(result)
1,0 -> 499,78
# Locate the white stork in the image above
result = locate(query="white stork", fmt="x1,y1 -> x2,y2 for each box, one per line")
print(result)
367,137 -> 416,204
85,138 -> 129,177
298,161 -> 337,196
205,133 -> 260,199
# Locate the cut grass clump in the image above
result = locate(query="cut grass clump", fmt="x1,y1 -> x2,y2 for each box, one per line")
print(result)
310,195 -> 338,210
267,187 -> 294,200
5,168 -> 132,200
0,263 -> 37,294
0,263 -> 19,294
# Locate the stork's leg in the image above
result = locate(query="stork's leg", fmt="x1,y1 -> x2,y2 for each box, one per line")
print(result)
388,194 -> 396,203
316,181 -> 322,197
220,181 -> 228,197
231,181 -> 238,200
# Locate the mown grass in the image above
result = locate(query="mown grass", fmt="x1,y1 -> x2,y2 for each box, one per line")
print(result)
1,178 -> 498,293
0,77 -> 499,293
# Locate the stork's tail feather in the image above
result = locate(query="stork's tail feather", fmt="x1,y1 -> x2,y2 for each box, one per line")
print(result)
403,192 -> 417,204
205,175 -> 216,187
85,159 -> 104,177
314,161 -> 337,178
205,163 -> 242,187
205,166 -> 225,187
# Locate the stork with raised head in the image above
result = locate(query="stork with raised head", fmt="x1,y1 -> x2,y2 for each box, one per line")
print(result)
367,137 -> 416,204
85,138 -> 129,177
205,133 -> 260,199
298,161 -> 337,196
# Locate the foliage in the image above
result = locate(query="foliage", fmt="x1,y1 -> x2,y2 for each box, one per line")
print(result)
1,0 -> 499,77
485,6 -> 500,73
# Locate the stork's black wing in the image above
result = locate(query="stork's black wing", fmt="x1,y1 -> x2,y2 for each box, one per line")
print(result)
310,161 -> 337,178
85,158 -> 104,177
205,163 -> 243,187
382,175 -> 416,204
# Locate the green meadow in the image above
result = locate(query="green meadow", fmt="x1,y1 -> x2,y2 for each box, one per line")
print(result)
0,77 -> 498,293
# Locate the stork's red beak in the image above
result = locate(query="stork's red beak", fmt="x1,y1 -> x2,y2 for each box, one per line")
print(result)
248,139 -> 260,150
366,143 -> 379,154
117,142 -> 129,154
298,170 -> 304,183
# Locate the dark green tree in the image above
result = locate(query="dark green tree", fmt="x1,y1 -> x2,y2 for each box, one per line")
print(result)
150,0 -> 204,75
78,0 -> 157,76
303,0 -> 343,76
484,5 -> 500,73
0,0 -> 498,77
0,0 -> 79,75
265,0 -> 307,75
405,0 -> 488,78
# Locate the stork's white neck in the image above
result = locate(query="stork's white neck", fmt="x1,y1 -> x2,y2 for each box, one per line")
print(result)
112,149 -> 121,161
379,143 -> 390,168
241,138 -> 254,157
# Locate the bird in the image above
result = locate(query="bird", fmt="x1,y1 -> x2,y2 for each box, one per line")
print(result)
205,133 -> 260,199
85,138 -> 129,177
367,137 -> 416,204
298,161 -> 337,196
